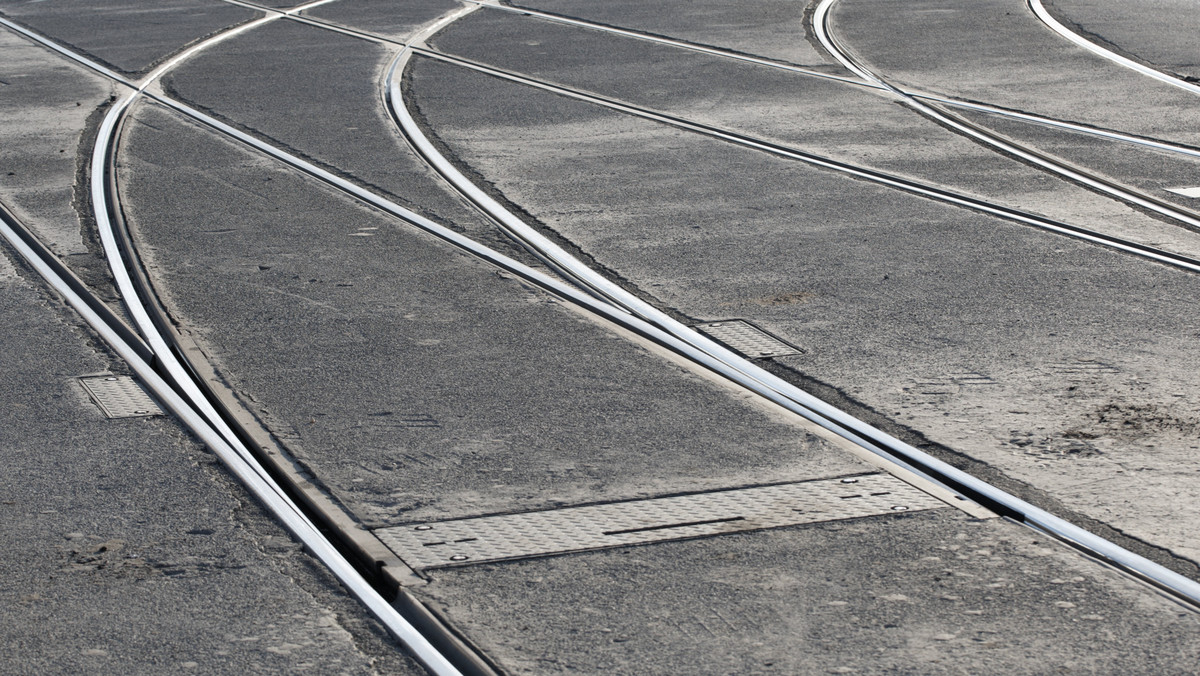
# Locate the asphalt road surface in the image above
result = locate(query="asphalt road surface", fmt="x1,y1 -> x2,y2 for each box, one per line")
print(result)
3,0 -> 1200,673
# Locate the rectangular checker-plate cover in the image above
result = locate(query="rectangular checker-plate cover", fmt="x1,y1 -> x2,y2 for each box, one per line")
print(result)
695,320 -> 802,359
80,376 -> 163,418
377,474 -> 946,569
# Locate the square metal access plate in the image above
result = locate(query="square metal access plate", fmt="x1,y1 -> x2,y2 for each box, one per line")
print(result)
80,375 -> 163,418
695,319 -> 802,359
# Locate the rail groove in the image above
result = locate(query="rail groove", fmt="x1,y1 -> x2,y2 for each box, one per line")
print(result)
437,0 -> 1200,160
386,21 -> 1200,610
193,0 -> 1200,611
6,3 -> 1200,663
1029,0 -> 1200,97
812,0 -> 1200,235
0,8 -> 471,675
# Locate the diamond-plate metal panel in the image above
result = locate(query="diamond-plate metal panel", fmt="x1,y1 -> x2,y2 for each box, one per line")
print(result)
377,474 -> 946,569
695,320 -> 802,359
80,376 -> 162,418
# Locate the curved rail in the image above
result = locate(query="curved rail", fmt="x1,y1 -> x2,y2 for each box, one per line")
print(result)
0,9 -> 463,675
812,0 -> 1200,235
409,47 -> 1200,274
0,203 -> 460,676
385,16 -> 1200,609
12,0 -> 1200,622
909,93 -> 1200,161
1029,0 -> 1200,97
216,0 -> 1200,163
467,0 -> 1200,161
210,0 -> 1200,273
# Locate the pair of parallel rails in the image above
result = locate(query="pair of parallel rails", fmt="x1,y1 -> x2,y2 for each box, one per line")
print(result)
3,0 -> 1200,673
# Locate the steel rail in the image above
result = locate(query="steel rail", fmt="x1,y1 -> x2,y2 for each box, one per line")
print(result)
0,0 -> 948,488
452,0 -> 1200,162
403,47 -> 1200,275
0,203 -> 461,676
0,9 -> 464,674
909,93 -> 1200,161
385,24 -> 1200,609
12,0 -> 1200,617
812,0 -> 1200,235
213,0 -> 1200,248
1028,0 -> 1200,98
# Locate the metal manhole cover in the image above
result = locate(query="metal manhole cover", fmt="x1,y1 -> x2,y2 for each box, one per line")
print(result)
376,473 -> 946,569
695,320 -> 802,359
80,375 -> 163,418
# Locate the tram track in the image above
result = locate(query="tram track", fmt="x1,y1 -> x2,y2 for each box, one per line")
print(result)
381,17 -> 1200,610
207,0 -> 1200,273
1029,0 -> 1200,98
0,9 -> 473,676
0,196 -> 467,675
458,1 -> 1200,162
7,0 -> 1200,663
811,0 -> 1200,236
212,0 -> 1200,254
216,0 -> 1200,170
27,0 -> 1199,610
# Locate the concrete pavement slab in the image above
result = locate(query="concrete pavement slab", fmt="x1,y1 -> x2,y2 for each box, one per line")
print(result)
0,0 -> 257,77
0,239 -> 423,675
405,57 -> 1200,571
